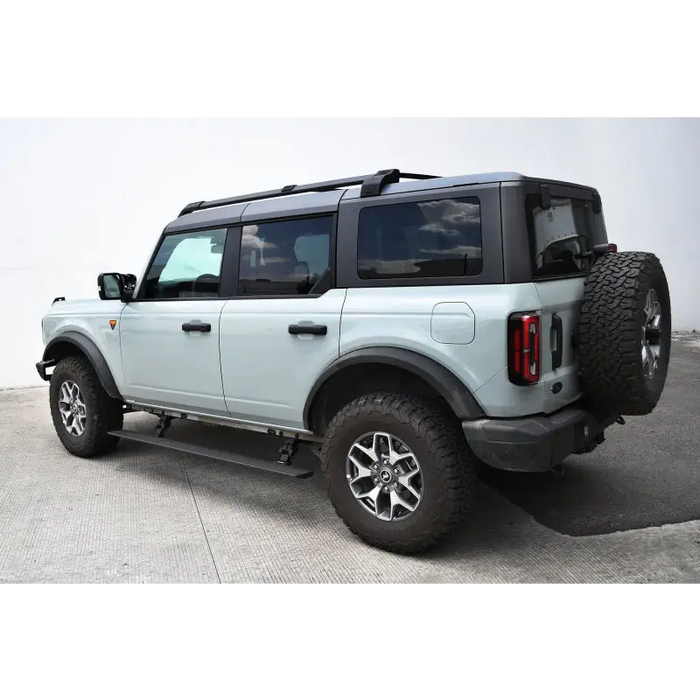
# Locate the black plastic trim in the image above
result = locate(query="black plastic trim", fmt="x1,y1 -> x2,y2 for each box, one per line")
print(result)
177,170 -> 440,217
499,182 -> 534,284
303,347 -> 485,430
109,430 -> 314,479
592,192 -> 602,214
462,403 -> 617,472
35,359 -> 56,380
42,332 -> 123,401
218,225 -> 241,298
182,322 -> 211,333
360,169 -> 401,198
179,201 -> 205,217
551,314 -> 563,370
289,324 -> 327,336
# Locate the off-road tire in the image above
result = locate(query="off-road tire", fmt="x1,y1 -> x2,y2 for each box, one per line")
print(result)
321,392 -> 476,554
578,251 -> 671,416
49,356 -> 123,457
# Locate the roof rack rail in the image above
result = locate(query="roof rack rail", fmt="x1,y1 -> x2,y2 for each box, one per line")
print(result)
177,169 -> 440,217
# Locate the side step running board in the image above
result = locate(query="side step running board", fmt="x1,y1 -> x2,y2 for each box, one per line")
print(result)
109,430 -> 314,479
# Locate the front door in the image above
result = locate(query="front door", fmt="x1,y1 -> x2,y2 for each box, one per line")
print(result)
219,215 -> 344,429
119,227 -> 230,415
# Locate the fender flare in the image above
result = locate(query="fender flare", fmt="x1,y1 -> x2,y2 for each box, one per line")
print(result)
303,347 -> 484,430
42,331 -> 123,401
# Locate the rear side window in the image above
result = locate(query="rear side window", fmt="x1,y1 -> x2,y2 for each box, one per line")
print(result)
239,216 -> 332,296
357,197 -> 482,280
526,195 -> 605,278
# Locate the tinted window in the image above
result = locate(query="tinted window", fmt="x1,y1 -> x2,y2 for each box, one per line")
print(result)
142,228 -> 227,299
357,197 -> 482,280
526,196 -> 605,278
239,216 -> 332,296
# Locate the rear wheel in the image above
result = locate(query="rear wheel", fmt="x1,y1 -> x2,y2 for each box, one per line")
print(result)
578,251 -> 672,416
321,392 -> 476,554
49,356 -> 123,457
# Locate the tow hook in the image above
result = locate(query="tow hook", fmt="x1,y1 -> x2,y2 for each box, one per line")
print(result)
616,416 -> 626,426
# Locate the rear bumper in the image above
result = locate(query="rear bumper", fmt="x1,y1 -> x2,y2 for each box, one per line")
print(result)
462,403 -> 617,472
35,359 -> 55,381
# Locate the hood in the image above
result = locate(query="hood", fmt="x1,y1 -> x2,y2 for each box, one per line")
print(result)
44,298 -> 122,316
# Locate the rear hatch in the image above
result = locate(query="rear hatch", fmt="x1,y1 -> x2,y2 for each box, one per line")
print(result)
525,188 -> 608,413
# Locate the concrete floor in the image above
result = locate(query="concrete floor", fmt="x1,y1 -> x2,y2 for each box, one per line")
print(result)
1,339 -> 699,583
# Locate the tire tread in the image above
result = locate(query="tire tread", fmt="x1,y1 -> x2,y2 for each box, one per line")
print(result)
578,251 -> 671,416
50,355 -> 123,457
321,392 -> 475,554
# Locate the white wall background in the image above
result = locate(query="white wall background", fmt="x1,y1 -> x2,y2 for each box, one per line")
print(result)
1,118 -> 698,388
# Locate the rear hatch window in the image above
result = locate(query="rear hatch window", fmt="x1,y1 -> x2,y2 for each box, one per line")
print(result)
525,195 -> 606,279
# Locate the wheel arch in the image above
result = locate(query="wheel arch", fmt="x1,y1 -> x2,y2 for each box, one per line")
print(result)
304,347 -> 484,435
43,332 -> 123,401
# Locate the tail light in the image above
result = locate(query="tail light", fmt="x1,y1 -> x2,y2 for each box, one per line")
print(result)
508,313 -> 540,385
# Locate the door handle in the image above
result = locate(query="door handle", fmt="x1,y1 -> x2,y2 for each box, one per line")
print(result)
182,321 -> 212,333
288,324 -> 327,336
551,314 -> 563,370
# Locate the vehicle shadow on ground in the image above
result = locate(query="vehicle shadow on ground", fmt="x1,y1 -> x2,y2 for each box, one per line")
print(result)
66,412 -> 700,581
114,414 -> 524,551
482,342 -> 700,537
116,415 -> 335,526
117,351 -> 700,546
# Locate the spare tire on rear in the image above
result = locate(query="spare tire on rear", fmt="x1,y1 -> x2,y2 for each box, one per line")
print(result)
578,251 -> 671,416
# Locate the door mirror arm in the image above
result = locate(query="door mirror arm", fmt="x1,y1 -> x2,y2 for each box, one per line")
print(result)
98,273 -> 137,303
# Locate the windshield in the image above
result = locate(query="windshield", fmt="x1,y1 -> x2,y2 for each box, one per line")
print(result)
526,195 -> 607,279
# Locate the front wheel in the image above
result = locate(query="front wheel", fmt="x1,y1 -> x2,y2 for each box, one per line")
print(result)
49,355 -> 124,457
321,392 -> 476,554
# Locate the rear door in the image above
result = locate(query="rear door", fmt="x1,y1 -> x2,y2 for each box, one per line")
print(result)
219,215 -> 345,430
525,187 -> 608,413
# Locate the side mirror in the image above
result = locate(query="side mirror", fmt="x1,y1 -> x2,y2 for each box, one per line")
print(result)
98,273 -> 136,302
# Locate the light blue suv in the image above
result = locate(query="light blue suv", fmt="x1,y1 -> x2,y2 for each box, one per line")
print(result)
36,169 -> 672,552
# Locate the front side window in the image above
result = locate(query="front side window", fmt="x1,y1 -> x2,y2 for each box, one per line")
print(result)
142,228 -> 227,299
239,216 -> 332,296
357,197 -> 482,280
526,195 -> 605,278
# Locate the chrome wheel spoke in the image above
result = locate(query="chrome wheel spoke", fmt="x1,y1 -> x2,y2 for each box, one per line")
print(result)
645,289 -> 660,325
390,490 -> 417,519
354,442 -> 378,463
345,431 -> 423,523
397,469 -> 421,499
355,485 -> 382,512
391,450 -> 417,466
348,455 -> 374,485
373,432 -> 393,462
57,380 -> 87,437
642,289 -> 663,381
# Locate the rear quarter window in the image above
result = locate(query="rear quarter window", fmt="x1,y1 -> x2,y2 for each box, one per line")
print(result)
357,197 -> 482,280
